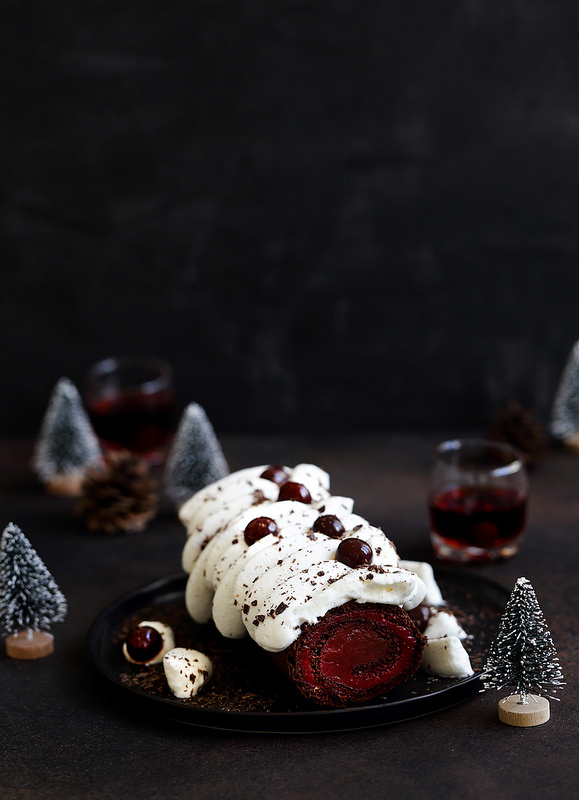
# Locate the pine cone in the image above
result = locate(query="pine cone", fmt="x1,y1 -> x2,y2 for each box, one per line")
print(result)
78,451 -> 159,534
487,400 -> 548,468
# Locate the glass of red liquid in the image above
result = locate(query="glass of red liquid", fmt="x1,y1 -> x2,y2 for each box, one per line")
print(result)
84,357 -> 176,465
428,439 -> 528,564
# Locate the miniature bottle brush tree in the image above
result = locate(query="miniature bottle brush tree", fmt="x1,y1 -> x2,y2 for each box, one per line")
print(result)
551,338 -> 579,450
482,577 -> 565,726
163,402 -> 229,508
31,377 -> 102,496
0,522 -> 67,659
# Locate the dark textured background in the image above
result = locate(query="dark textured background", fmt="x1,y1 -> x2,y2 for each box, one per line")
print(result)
3,1 -> 579,436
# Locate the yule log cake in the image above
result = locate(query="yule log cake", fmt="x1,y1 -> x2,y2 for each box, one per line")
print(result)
173,464 -> 473,708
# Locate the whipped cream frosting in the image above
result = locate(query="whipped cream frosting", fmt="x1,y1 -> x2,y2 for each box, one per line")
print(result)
185,495 -> 356,626
421,636 -> 474,678
424,609 -> 468,641
178,464 -> 474,679
237,527 -> 426,653
181,474 -> 426,653
180,464 -> 330,573
399,560 -> 473,676
420,608 -> 473,677
399,560 -> 446,606
163,648 -> 213,698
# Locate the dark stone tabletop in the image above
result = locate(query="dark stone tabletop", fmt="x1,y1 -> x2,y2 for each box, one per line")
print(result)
0,434 -> 576,800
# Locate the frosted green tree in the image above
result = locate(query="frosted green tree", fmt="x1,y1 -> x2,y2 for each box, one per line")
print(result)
482,577 -> 565,703
0,522 -> 67,636
32,377 -> 102,494
163,402 -> 229,507
551,339 -> 579,447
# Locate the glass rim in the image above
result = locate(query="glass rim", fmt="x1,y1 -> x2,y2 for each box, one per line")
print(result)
86,356 -> 173,395
434,438 -> 524,477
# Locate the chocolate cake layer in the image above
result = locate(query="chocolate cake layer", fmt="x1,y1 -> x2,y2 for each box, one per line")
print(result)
286,601 -> 425,707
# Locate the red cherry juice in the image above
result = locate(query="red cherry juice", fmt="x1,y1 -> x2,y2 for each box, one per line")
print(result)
87,388 -> 175,461
429,485 -> 526,550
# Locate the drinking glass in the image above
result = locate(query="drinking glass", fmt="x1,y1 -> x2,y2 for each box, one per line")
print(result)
84,357 -> 175,464
428,439 -> 528,563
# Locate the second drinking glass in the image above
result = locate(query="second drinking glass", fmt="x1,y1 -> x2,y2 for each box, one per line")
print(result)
84,357 -> 176,465
428,439 -> 528,564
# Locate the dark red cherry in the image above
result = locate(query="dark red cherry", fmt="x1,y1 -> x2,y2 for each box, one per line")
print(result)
260,465 -> 289,485
126,625 -> 163,662
278,481 -> 312,504
312,514 -> 345,538
244,516 -> 280,545
336,538 -> 373,568
408,604 -> 431,633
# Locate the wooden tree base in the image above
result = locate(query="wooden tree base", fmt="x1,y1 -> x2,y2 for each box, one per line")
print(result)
498,694 -> 550,727
5,630 -> 55,660
45,471 -> 84,497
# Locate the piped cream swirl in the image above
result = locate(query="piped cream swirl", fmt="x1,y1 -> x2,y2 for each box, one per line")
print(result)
180,465 -> 426,653
180,464 -> 330,572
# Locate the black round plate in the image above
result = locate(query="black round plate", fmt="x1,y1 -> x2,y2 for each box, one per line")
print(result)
88,567 -> 509,733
